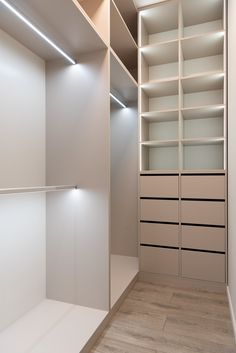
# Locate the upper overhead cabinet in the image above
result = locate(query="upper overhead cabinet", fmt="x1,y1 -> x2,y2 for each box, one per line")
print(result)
0,0 -> 109,189
110,0 -> 138,82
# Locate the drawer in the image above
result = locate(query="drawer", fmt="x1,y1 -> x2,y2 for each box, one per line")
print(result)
182,225 -> 225,252
141,222 -> 179,247
181,200 -> 225,226
181,175 -> 225,199
140,199 -> 179,222
140,246 -> 179,275
182,250 -> 225,283
140,175 -> 179,198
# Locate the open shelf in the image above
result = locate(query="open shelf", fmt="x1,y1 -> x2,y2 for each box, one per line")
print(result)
110,0 -> 138,81
141,142 -> 179,171
142,78 -> 179,97
113,0 -> 137,43
182,139 -> 224,170
139,0 -> 179,46
77,0 -> 109,44
0,299 -> 107,353
181,0 -> 224,38
0,0 -> 107,62
140,40 -> 179,82
141,109 -> 179,122
141,117 -> 178,142
110,255 -> 138,308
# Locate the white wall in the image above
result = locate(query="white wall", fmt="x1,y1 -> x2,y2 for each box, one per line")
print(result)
111,103 -> 138,257
228,0 -> 236,327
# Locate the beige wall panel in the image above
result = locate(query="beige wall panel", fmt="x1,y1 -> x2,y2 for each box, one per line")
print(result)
141,222 -> 179,247
140,199 -> 179,222
182,225 -> 225,252
182,250 -> 225,283
181,200 -> 225,226
140,247 -> 179,275
181,175 -> 225,199
140,175 -> 179,198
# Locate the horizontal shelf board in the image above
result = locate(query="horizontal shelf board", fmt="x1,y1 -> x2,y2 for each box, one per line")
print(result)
182,105 -> 224,120
111,0 -> 138,73
182,0 -> 224,28
181,31 -> 224,60
141,78 -> 179,97
0,0 -> 107,62
0,185 -> 77,195
113,0 -> 137,42
182,137 -> 224,146
110,49 -> 138,103
141,109 -> 179,122
141,140 -> 179,147
140,0 -> 178,35
140,40 -> 178,65
181,72 -> 224,93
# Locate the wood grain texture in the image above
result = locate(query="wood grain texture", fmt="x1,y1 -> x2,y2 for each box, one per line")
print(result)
90,281 -> 236,353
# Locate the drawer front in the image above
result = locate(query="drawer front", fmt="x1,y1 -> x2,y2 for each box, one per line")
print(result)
182,250 -> 225,283
140,175 -> 179,198
140,199 -> 179,222
141,223 -> 179,247
181,201 -> 225,226
140,246 -> 179,275
182,225 -> 225,252
181,175 -> 225,199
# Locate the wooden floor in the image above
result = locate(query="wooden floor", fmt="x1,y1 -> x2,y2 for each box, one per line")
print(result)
90,281 -> 236,353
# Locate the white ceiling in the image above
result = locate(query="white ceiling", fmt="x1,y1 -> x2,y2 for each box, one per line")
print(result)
134,0 -> 166,9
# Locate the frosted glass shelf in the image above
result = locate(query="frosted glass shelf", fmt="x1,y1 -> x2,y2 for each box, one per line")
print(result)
142,79 -> 179,98
0,185 -> 77,195
0,299 -> 108,353
141,109 -> 179,122
110,255 -> 138,308
181,32 -> 224,60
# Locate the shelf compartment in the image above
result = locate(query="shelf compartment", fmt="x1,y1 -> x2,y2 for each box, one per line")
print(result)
141,109 -> 179,122
141,117 -> 178,142
141,142 -> 179,171
181,32 -> 224,61
113,0 -> 137,43
182,139 -> 224,170
110,0 -> 138,81
181,0 -> 224,38
182,105 -> 224,139
139,0 -> 179,46
140,40 -> 179,82
182,55 -> 223,77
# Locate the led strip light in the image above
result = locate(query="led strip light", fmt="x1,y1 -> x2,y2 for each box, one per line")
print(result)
109,93 -> 127,108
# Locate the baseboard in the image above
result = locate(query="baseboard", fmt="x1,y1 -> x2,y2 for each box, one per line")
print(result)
227,286 -> 236,342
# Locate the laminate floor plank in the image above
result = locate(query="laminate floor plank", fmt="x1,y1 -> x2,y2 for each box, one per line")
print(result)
90,281 -> 236,353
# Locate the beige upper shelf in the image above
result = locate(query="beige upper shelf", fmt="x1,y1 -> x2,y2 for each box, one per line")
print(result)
0,0 -> 107,62
182,0 -> 224,27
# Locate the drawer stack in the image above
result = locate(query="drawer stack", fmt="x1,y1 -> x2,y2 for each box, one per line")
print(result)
139,173 -> 226,283
181,174 -> 226,283
140,174 -> 179,276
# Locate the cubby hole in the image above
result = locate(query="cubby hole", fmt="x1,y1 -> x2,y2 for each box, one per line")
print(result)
141,116 -> 179,142
141,143 -> 179,171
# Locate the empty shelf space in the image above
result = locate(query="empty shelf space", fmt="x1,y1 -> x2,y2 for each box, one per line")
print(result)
181,72 -> 224,93
140,40 -> 179,82
110,255 -> 138,308
141,109 -> 179,122
110,0 -> 137,81
182,139 -> 224,171
139,0 -> 179,46
112,0 -> 137,42
141,79 -> 179,98
141,118 -> 179,142
110,49 -> 138,104
181,0 -> 224,38
77,0 -> 109,44
0,0 -> 107,62
141,143 -> 179,171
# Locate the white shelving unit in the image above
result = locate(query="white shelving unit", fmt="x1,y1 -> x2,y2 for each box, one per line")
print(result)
139,0 -> 226,172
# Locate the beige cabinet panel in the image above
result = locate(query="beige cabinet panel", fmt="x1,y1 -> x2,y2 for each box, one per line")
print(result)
182,225 -> 225,252
140,175 -> 179,198
140,246 -> 179,275
140,199 -> 179,222
182,250 -> 225,283
181,175 -> 225,199
141,222 -> 179,247
181,200 -> 225,226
